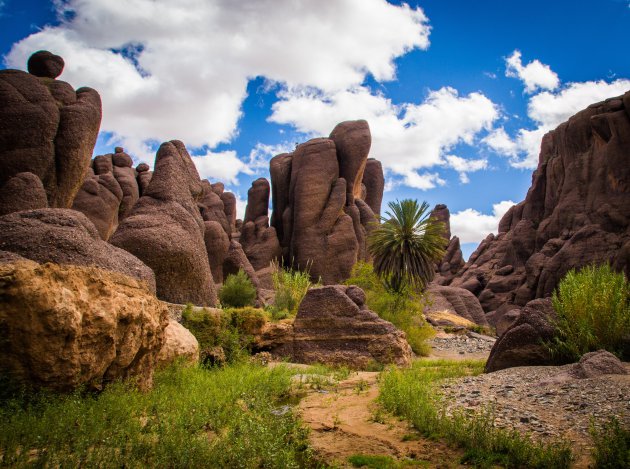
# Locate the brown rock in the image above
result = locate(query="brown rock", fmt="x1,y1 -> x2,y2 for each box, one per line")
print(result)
244,178 -> 270,223
267,285 -> 412,368
204,220 -> 230,284
223,239 -> 261,290
0,172 -> 48,216
568,350 -> 629,379
0,260 -> 168,392
269,152 -> 293,250
220,191 -> 237,234
198,180 -> 230,234
157,319 -> 200,368
330,120 -> 371,204
362,158 -> 384,217
0,52 -> 101,208
431,204 -> 465,285
27,50 -> 65,79
111,149 -> 140,219
111,141 -> 217,306
425,285 -> 489,326
0,208 -> 156,291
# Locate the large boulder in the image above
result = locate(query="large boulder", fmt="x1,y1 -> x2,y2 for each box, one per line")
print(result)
0,51 -> 101,209
424,285 -> 489,327
157,319 -> 200,368
329,120 -> 371,204
450,92 -> 630,315
265,285 -> 412,368
111,140 -> 217,306
485,298 -> 561,372
0,172 -> 48,216
0,208 -> 155,291
0,259 -> 168,392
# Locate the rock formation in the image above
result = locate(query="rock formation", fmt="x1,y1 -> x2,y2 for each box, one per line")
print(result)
112,148 -> 140,219
240,178 -> 281,271
261,285 -> 412,368
0,172 -> 49,216
448,92 -> 630,318
0,208 -> 156,291
157,319 -> 200,368
111,141 -> 217,306
0,259 -> 168,392
424,285 -> 489,327
0,50 -> 101,210
431,204 -> 465,285
362,159 -> 384,217
269,120 -> 383,284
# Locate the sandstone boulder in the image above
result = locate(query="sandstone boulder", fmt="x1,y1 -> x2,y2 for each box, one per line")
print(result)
0,260 -> 168,392
265,285 -> 412,368
111,140 -> 217,306
0,208 -> 156,291
157,319 -> 200,368
0,51 -> 101,209
424,285 -> 488,327
568,350 -> 629,379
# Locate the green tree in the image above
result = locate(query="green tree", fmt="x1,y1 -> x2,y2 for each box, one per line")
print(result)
368,199 -> 446,293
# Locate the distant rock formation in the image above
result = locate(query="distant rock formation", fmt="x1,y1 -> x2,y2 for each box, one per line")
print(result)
269,120 -> 383,283
259,285 -> 412,368
111,141 -> 217,306
449,92 -> 630,318
430,204 -> 465,285
0,50 -> 101,212
0,259 -> 168,392
424,285 -> 488,327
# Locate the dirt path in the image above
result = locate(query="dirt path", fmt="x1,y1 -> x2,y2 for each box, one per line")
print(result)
298,371 -> 465,468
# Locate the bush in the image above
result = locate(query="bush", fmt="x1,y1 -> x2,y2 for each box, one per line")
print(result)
345,262 -> 435,356
550,264 -> 630,361
269,261 -> 317,320
219,269 -> 257,308
590,417 -> 630,468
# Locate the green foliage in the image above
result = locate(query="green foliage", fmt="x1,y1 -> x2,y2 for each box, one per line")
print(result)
348,453 -> 399,468
590,417 -> 630,469
182,305 -> 269,365
368,199 -> 446,293
346,262 -> 435,356
378,359 -> 573,468
0,362 -> 317,468
219,269 -> 257,308
269,261 -> 317,320
550,264 -> 630,361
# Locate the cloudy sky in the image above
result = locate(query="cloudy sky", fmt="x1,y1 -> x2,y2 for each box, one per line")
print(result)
2,0 -> 629,258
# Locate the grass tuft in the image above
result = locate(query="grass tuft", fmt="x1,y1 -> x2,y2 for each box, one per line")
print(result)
590,417 -> 630,468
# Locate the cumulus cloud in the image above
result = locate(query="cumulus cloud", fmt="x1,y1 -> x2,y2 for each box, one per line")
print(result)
486,78 -> 630,168
450,200 -> 515,244
5,0 -> 430,176
505,50 -> 559,93
444,155 -> 488,184
191,150 -> 253,185
269,85 -> 499,187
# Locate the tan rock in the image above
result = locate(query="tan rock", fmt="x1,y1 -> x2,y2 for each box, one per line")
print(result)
0,260 -> 168,392
157,319 -> 199,368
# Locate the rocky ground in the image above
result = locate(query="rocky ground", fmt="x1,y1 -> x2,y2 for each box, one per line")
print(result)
428,328 -> 496,360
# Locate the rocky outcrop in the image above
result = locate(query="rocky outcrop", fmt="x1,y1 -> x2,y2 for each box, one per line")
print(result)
262,285 -> 412,368
431,204 -> 465,285
223,239 -> 261,291
450,92 -> 630,314
0,172 -> 48,216
485,298 -> 561,372
0,208 -> 156,291
0,259 -> 168,392
567,350 -> 628,379
424,285 -> 488,327
362,159 -> 384,217
204,220 -> 230,284
111,140 -> 217,306
157,319 -> 200,368
0,51 -> 101,210
240,178 -> 281,271
112,148 -> 140,219
269,121 -> 383,284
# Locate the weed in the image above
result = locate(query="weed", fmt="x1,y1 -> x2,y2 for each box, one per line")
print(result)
219,269 -> 257,308
269,260 -> 318,320
354,379 -> 369,394
590,417 -> 630,468
348,453 -> 397,468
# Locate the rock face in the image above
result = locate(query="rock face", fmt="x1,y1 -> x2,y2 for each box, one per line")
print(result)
269,121 -> 383,284
240,178 -> 281,271
430,204 -> 465,286
485,298 -> 561,372
111,141 -> 217,306
449,92 -> 630,314
157,319 -> 200,368
264,285 -> 412,368
362,159 -> 384,217
0,208 -> 156,291
0,51 -> 101,210
0,172 -> 48,216
0,260 -> 168,392
424,285 -> 488,327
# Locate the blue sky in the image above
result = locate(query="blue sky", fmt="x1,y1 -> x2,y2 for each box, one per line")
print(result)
2,0 -> 629,258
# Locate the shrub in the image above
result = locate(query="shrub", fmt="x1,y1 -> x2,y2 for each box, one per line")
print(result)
550,264 -> 630,361
590,417 -> 630,468
345,262 -> 435,356
219,269 -> 257,308
269,261 -> 317,320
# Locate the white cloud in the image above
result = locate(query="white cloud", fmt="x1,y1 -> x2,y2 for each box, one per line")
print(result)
6,0 -> 430,159
192,150 -> 253,185
450,200 -> 515,244
486,78 -> 630,169
234,193 -> 248,221
505,50 -> 559,93
444,155 -> 487,184
269,85 -> 499,187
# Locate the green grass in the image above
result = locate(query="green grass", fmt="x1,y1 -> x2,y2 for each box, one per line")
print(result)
590,417 -> 630,468
550,264 -> 630,361
268,261 -> 318,320
0,362 -> 317,468
348,454 -> 429,468
378,359 -> 573,468
345,262 -> 435,356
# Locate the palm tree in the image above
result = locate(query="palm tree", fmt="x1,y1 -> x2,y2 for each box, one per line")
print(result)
368,199 -> 446,293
